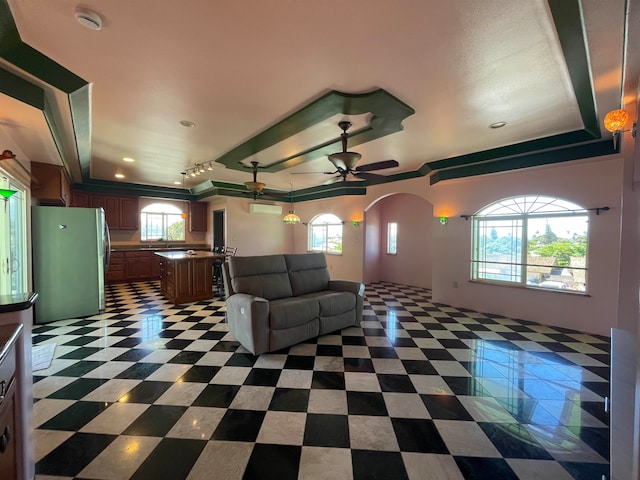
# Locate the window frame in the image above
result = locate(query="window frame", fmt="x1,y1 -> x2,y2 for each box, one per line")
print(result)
470,196 -> 589,293
387,222 -> 397,255
307,213 -> 344,255
140,203 -> 186,242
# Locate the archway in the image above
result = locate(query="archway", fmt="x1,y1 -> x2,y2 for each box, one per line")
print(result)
363,193 -> 434,289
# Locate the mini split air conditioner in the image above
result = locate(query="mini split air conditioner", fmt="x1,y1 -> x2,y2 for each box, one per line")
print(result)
249,203 -> 282,216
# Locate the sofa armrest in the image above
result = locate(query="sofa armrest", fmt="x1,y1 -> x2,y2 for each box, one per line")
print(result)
329,280 -> 365,324
329,280 -> 365,297
226,293 -> 270,355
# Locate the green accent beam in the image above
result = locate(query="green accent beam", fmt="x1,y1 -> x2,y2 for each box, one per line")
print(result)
215,89 -> 415,173
0,0 -> 91,182
0,0 -> 614,200
74,180 -> 195,201
548,0 -> 600,137
430,140 -> 615,184
0,66 -> 44,109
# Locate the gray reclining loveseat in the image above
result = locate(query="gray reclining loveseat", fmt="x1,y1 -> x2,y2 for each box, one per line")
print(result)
224,252 -> 365,354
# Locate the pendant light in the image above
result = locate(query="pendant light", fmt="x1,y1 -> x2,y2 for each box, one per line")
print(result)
283,182 -> 301,224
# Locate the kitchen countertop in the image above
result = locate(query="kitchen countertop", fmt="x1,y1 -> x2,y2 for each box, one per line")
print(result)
111,244 -> 210,252
155,251 -> 224,260
0,292 -> 38,314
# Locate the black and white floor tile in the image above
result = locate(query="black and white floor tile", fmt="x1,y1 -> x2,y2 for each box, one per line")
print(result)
32,281 -> 610,479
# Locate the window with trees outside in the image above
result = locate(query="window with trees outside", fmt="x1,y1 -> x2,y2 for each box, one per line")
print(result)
141,203 -> 185,241
471,196 -> 588,292
387,222 -> 397,254
308,213 -> 343,254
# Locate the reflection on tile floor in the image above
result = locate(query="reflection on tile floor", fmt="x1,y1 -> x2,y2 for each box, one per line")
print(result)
32,281 -> 610,479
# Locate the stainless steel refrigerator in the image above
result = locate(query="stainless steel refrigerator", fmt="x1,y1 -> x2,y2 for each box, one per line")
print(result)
32,206 -> 110,324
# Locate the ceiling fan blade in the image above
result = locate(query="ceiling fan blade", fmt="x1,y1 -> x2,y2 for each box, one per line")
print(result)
324,175 -> 346,185
353,171 -> 386,181
290,171 -> 336,175
355,159 -> 399,172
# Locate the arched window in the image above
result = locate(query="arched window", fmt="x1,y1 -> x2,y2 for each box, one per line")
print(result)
308,213 -> 343,254
141,203 -> 185,241
471,196 -> 588,292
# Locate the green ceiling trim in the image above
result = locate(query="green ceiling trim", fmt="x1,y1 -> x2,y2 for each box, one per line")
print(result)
69,85 -> 92,180
215,89 -> 415,173
0,66 -> 44,109
427,129 -> 596,171
430,140 -> 615,184
0,0 -> 613,198
0,0 -> 91,182
0,0 -> 86,93
43,95 -> 71,180
547,0 -> 600,137
74,180 -> 194,201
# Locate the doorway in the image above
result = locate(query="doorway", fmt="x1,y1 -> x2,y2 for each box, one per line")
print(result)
213,209 -> 225,249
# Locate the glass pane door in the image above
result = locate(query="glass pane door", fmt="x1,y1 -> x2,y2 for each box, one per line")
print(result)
0,172 -> 27,295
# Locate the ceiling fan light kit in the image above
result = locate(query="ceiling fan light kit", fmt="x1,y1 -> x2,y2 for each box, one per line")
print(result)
323,121 -> 399,183
244,161 -> 266,199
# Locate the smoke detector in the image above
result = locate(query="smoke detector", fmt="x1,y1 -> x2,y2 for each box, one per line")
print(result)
74,8 -> 103,31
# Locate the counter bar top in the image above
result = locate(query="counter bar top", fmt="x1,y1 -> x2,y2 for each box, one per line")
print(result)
155,251 -> 224,260
0,292 -> 38,314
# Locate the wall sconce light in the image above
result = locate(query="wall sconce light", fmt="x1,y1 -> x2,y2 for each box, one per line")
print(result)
0,150 -> 16,161
439,216 -> 448,226
603,109 -> 637,149
0,188 -> 17,211
352,220 -> 360,227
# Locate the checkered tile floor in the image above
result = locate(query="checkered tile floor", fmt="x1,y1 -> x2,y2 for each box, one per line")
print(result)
32,281 -> 610,479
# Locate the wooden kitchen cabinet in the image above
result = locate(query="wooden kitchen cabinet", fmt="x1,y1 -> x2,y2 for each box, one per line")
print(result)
124,251 -> 153,281
107,250 -> 168,284
84,194 -> 138,230
31,162 -> 71,206
157,253 -> 214,305
71,190 -> 90,207
189,202 -> 208,232
103,196 -> 121,229
0,329 -> 19,480
106,252 -> 125,283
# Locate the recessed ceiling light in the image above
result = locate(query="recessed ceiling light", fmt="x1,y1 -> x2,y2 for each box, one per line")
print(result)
123,157 -> 135,162
179,120 -> 196,128
489,121 -> 507,129
173,181 -> 181,185
74,8 -> 103,31
115,173 -> 125,179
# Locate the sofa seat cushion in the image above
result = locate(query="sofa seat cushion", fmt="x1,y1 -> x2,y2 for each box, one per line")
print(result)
269,297 -> 320,330
299,291 -> 356,317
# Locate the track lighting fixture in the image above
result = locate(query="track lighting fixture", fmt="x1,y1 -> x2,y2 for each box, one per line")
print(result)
184,161 -> 216,178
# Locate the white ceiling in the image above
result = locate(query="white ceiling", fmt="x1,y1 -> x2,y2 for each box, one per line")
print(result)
1,0 -> 636,194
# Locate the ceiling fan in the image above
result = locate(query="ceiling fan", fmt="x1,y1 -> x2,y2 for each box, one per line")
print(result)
298,121 -> 399,183
244,161 -> 266,199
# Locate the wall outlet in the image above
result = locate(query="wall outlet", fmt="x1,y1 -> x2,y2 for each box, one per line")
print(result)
453,281 -> 459,288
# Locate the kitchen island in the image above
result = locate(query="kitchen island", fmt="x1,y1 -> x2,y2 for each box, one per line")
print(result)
155,251 -> 222,305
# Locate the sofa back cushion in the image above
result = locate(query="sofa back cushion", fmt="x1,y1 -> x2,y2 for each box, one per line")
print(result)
229,255 -> 293,300
284,253 -> 330,296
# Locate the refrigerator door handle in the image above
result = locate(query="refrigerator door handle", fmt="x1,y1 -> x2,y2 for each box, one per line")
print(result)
105,220 -> 111,272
